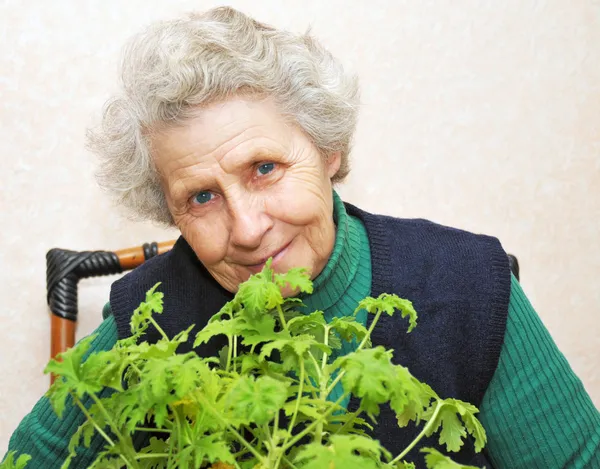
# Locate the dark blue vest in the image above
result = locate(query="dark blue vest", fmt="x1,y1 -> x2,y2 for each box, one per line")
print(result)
110,203 -> 511,468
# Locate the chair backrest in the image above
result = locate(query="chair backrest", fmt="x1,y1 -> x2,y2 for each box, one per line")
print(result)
46,241 -> 520,380
46,241 -> 175,382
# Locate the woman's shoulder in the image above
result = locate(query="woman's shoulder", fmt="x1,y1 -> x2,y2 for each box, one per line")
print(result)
344,201 -> 509,275
346,201 -> 500,245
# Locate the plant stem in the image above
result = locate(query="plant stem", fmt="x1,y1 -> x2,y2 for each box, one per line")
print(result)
307,352 -> 322,380
89,394 -> 127,442
135,427 -> 171,433
281,455 -> 300,469
226,335 -> 233,372
276,359 -> 305,468
325,370 -> 345,397
357,310 -> 382,351
321,326 -> 330,369
277,304 -> 289,332
166,426 -> 176,469
390,400 -> 444,464
314,326 -> 332,445
233,335 -> 238,373
148,316 -> 170,342
73,396 -> 137,469
136,453 -> 169,459
73,397 -> 116,447
196,394 -> 267,465
283,391 -> 350,451
334,405 -> 363,435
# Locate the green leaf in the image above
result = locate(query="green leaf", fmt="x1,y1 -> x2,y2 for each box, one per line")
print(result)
330,434 -> 392,461
259,334 -> 331,371
423,398 -> 486,454
44,377 -> 72,419
240,354 -> 260,374
329,316 -> 370,345
390,368 -> 432,427
238,315 -> 279,347
287,310 -> 326,336
190,432 -> 235,466
282,398 -> 325,421
193,317 -> 240,348
356,293 -> 418,332
44,335 -> 105,403
333,347 -> 397,415
138,437 -> 169,469
274,267 -> 313,294
130,283 -> 164,337
451,400 -> 487,453
421,448 -> 482,469
294,434 -> 385,469
235,262 -> 284,316
226,375 -> 288,425
0,452 -> 31,469
436,407 -> 467,452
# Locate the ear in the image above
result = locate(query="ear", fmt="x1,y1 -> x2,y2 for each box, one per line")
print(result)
326,151 -> 342,179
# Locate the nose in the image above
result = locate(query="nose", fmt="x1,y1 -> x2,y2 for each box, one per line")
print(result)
228,194 -> 273,250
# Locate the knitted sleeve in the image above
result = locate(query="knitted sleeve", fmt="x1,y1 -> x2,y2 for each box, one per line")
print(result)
5,315 -> 120,468
479,274 -> 600,468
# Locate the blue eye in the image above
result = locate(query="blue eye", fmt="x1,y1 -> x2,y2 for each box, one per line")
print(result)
193,191 -> 213,205
258,163 -> 275,175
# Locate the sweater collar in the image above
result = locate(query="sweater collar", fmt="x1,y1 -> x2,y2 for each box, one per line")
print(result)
301,190 -> 362,312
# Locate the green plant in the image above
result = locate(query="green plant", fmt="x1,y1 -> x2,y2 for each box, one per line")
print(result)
3,261 -> 486,469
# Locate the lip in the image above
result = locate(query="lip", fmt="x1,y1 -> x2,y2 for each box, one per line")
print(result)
246,241 -> 292,274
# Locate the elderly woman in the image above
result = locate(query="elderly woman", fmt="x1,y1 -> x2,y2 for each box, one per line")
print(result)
6,7 -> 600,469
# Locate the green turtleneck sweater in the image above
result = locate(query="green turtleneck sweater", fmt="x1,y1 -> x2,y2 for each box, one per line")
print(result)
6,193 -> 600,468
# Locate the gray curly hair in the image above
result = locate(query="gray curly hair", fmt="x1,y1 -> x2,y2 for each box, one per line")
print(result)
87,6 -> 360,225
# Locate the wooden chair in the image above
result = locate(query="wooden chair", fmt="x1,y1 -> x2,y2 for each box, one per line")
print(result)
46,241 -> 520,363
46,241 -> 175,368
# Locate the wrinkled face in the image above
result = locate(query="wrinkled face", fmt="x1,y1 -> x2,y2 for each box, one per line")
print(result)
152,97 -> 341,294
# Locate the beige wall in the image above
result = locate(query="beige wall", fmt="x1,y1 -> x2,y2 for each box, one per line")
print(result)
1,0 -> 599,452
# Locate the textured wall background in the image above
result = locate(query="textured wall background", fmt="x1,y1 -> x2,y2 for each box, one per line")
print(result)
1,0 -> 599,452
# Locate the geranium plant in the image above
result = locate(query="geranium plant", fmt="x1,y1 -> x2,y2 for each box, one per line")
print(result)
3,261 -> 486,469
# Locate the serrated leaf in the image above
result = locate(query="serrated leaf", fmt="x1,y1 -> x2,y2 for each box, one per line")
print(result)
423,398 -> 487,454
391,368 -> 432,427
138,437 -> 169,468
436,407 -> 467,452
235,263 -> 283,316
226,375 -> 288,425
445,399 -> 487,453
44,377 -> 71,418
421,448 -> 482,469
130,283 -> 164,336
274,267 -> 313,294
356,293 -> 418,332
287,310 -> 326,336
191,433 -> 235,466
0,452 -> 32,469
239,315 -> 279,347
330,434 -> 392,461
259,334 -> 330,366
44,335 -> 104,401
240,354 -> 260,374
329,316 -> 370,345
194,318 -> 240,348
282,399 -> 324,421
294,434 -> 385,469
333,347 -> 397,415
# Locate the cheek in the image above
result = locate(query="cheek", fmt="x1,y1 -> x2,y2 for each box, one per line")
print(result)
267,172 -> 333,226
175,214 -> 229,265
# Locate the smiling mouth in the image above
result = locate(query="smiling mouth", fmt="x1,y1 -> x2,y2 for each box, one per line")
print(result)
246,241 -> 292,273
